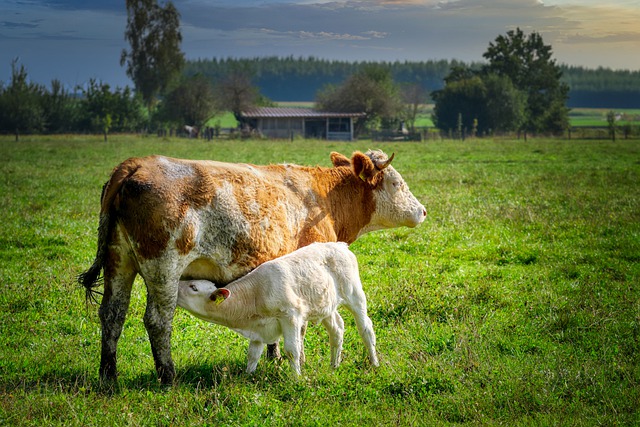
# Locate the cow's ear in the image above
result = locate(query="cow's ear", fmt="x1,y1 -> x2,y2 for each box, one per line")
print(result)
330,152 -> 351,167
210,288 -> 230,304
351,151 -> 377,183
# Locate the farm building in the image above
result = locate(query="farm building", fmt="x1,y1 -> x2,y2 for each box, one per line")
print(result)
240,107 -> 365,141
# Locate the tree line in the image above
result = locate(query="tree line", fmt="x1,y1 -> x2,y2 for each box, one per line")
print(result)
0,60 -> 146,141
186,57 -> 640,108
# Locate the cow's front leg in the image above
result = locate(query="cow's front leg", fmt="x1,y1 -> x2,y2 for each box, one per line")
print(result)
143,277 -> 179,385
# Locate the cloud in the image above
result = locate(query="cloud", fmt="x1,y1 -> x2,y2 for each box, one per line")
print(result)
178,0 -> 570,46
2,0 -> 640,88
258,28 -> 388,41
2,21 -> 39,29
178,0 -> 640,67
363,31 -> 388,39
23,0 -> 122,12
563,32 -> 640,44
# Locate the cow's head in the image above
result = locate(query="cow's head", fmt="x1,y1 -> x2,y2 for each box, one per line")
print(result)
331,150 -> 427,235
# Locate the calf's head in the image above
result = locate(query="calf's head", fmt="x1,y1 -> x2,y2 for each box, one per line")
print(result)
177,280 -> 230,319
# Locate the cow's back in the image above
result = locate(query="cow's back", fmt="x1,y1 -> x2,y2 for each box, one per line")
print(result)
112,156 -> 336,284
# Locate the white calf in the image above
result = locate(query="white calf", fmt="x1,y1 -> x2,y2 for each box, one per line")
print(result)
177,242 -> 378,375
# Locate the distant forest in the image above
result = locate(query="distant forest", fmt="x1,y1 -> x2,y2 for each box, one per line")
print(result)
185,56 -> 640,108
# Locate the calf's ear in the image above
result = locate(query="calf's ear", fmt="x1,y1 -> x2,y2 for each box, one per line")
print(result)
210,288 -> 231,304
351,151 -> 377,183
330,151 -> 351,167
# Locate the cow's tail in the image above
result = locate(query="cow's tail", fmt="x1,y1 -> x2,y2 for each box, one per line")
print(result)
78,204 -> 109,304
78,159 -> 141,304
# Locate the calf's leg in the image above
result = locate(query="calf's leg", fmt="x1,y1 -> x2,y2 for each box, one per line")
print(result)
266,323 -> 307,362
345,287 -> 379,367
299,322 -> 307,365
322,312 -> 344,368
246,340 -> 264,374
280,319 -> 304,376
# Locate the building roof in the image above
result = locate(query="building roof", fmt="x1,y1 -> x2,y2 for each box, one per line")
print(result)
240,107 -> 365,119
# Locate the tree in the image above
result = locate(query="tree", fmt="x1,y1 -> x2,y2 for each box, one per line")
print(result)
215,70 -> 261,124
483,73 -> 527,133
316,65 -> 401,136
432,71 -> 526,136
606,110 -> 617,142
120,0 -> 185,111
400,83 -> 428,132
483,28 -> 570,136
159,75 -> 217,130
42,79 -> 79,133
80,80 -> 116,141
0,59 -> 45,141
79,79 -> 145,141
431,74 -> 488,136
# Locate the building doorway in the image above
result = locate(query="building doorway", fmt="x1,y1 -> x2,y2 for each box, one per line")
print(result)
305,119 -> 326,139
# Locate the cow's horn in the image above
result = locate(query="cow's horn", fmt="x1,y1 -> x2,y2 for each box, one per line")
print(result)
376,152 -> 395,170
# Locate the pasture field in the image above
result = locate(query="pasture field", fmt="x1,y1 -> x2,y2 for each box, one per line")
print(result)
569,108 -> 640,127
1,135 -> 639,426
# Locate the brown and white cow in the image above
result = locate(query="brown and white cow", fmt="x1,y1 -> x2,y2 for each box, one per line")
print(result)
79,149 -> 426,384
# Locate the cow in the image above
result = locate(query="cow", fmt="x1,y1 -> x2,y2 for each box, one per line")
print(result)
79,149 -> 426,384
176,242 -> 378,376
184,125 -> 198,138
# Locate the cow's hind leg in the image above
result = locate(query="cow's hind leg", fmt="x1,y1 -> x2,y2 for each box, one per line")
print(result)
266,343 -> 281,360
143,272 -> 180,385
99,261 -> 136,382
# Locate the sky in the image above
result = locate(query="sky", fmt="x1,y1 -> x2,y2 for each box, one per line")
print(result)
1,0 -> 639,89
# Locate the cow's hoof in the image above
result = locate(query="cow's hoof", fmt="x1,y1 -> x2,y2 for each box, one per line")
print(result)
157,365 -> 176,386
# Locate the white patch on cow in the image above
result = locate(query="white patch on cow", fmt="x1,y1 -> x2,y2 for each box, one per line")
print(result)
244,164 -> 264,178
214,180 -> 251,235
157,156 -> 194,180
179,180 -> 253,283
247,199 -> 261,216
260,216 -> 270,232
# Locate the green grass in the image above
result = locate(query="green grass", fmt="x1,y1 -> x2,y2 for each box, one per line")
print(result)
569,108 -> 640,127
205,111 -> 238,128
1,135 -> 639,425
